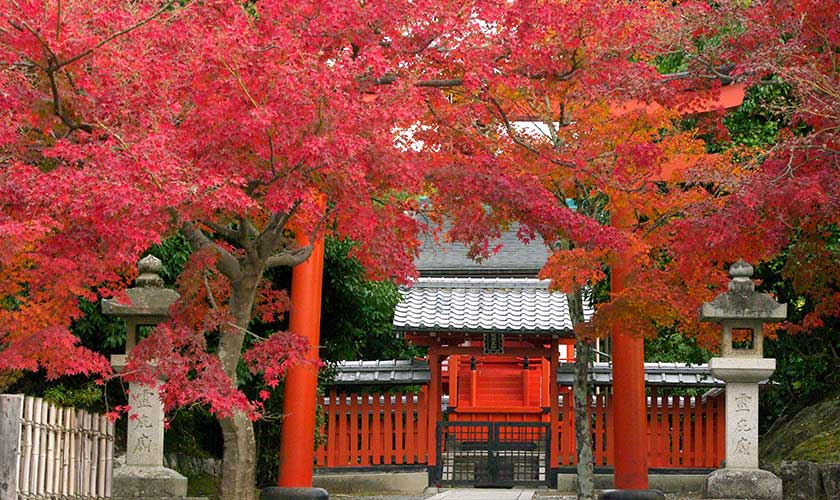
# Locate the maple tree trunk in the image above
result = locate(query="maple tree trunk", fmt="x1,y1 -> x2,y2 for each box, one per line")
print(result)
217,277 -> 259,500
573,337 -> 595,500
565,283 -> 595,500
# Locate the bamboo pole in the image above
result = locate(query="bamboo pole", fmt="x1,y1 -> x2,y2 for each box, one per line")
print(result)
45,402 -> 56,497
53,406 -> 64,497
89,413 -> 99,498
30,397 -> 42,495
19,397 -> 33,499
80,410 -> 90,499
61,409 -> 70,498
97,415 -> 107,498
69,410 -> 77,498
39,399 -> 49,496
105,419 -> 114,498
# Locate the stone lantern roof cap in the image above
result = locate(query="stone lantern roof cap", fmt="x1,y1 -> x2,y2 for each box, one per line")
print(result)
102,255 -> 181,318
699,260 -> 787,323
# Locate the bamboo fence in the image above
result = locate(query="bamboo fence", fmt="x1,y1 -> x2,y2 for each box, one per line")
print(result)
0,395 -> 114,500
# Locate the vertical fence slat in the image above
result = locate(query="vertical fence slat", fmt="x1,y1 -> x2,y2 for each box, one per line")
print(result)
691,396 -> 701,467
325,390 -> 336,467
382,393 -> 393,465
45,402 -> 55,497
38,399 -> 49,496
417,388 -> 428,465
350,393 -> 360,466
90,412 -> 100,498
593,394 -> 602,466
52,406 -> 64,497
394,393 -> 404,464
360,393 -> 370,466
30,397 -> 43,495
106,418 -> 115,498
370,393 -> 382,465
404,393 -> 415,464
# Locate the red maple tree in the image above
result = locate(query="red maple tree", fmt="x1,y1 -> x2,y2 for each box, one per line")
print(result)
3,0 -> 834,497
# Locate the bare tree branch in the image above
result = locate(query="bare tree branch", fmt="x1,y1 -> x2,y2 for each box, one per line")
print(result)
55,0 -> 182,70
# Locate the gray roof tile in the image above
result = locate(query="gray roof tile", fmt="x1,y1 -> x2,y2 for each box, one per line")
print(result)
393,277 -> 585,334
328,360 -> 734,388
329,359 -> 430,385
556,362 -> 726,387
416,227 -> 549,277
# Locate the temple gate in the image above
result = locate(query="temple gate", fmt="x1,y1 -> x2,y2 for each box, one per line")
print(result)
313,233 -> 732,487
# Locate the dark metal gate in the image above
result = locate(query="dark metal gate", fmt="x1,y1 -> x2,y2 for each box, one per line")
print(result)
436,422 -> 549,487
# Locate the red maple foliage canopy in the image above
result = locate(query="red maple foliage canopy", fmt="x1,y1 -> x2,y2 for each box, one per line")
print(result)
1,3 -> 838,495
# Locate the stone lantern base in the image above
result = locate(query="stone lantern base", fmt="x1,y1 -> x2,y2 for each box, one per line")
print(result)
113,465 -> 188,500
704,468 -> 782,499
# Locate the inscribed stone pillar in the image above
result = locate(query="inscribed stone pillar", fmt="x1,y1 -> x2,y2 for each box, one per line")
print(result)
126,381 -> 165,467
700,261 -> 785,500
102,256 -> 187,499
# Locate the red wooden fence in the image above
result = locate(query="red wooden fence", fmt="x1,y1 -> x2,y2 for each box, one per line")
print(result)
316,387 -> 725,469
556,389 -> 726,468
315,389 -> 430,467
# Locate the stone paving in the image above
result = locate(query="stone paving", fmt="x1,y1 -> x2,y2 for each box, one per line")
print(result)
331,490 -> 703,500
427,489 -> 535,500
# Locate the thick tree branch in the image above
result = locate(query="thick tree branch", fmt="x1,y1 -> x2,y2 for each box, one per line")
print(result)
256,201 -> 301,259
203,220 -> 240,241
265,245 -> 314,268
180,220 -> 243,281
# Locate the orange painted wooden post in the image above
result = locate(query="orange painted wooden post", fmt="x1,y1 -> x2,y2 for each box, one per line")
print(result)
611,197 -> 649,489
470,367 -> 478,406
371,393 -> 382,465
326,390 -> 337,467
593,394 -> 603,466
562,393 -> 573,465
607,392 -> 615,466
541,358 -> 550,407
338,393 -> 348,466
394,392 -> 404,464
405,392 -> 416,464
360,393 -> 370,466
449,356 -> 459,408
669,396 -> 678,466
349,393 -> 359,466
716,398 -> 725,467
427,351 -> 441,467
704,396 -> 714,468
549,340 -> 560,468
277,224 -> 325,486
522,361 -> 531,406
383,392 -> 393,465
418,387 -> 428,464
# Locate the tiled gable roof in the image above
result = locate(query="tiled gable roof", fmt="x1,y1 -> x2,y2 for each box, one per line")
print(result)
393,277 -> 584,334
415,227 -> 549,277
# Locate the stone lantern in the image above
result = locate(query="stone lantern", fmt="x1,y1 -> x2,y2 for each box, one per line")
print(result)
102,255 -> 187,500
699,261 -> 785,500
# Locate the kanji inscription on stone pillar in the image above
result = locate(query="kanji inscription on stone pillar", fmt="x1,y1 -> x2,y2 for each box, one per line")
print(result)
127,382 -> 165,466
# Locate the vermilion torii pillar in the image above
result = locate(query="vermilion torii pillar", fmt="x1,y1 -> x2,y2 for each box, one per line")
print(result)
277,228 -> 326,487
607,84 -> 746,494
610,198 -> 649,491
